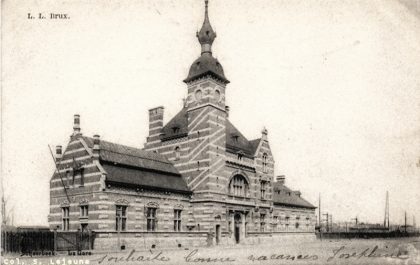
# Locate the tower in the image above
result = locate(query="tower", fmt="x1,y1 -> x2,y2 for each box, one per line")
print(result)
182,0 -> 230,194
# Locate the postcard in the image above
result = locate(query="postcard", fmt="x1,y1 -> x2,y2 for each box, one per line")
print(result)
1,0 -> 419,264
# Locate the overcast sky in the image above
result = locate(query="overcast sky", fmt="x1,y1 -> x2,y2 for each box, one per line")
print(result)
2,0 -> 420,226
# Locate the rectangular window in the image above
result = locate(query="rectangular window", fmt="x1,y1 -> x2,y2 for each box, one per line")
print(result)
174,209 -> 182,231
273,216 -> 278,231
285,216 -> 290,230
80,205 -> 88,218
260,181 -> 267,199
116,205 -> 127,231
260,214 -> 266,232
146,207 -> 157,232
79,168 -> 84,186
66,170 -> 71,187
262,154 -> 268,173
62,207 -> 70,231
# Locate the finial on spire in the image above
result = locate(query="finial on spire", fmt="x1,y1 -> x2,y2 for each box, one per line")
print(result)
204,0 -> 209,21
197,0 -> 216,55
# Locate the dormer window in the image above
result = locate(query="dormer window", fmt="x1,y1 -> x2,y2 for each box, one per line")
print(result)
232,135 -> 239,143
172,127 -> 180,134
237,153 -> 243,160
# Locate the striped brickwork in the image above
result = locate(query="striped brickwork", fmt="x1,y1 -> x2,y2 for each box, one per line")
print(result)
49,136 -> 106,231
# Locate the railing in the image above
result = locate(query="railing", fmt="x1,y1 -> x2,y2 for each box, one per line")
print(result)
1,230 -> 96,254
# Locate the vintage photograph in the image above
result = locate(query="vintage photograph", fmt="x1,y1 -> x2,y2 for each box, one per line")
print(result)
2,0 -> 420,264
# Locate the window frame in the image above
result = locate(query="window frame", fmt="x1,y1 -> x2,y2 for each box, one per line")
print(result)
79,205 -> 88,218
115,205 -> 127,231
260,213 -> 266,232
229,175 -> 249,197
62,207 -> 70,231
174,209 -> 182,232
174,146 -> 181,161
146,207 -> 157,232
262,153 -> 268,173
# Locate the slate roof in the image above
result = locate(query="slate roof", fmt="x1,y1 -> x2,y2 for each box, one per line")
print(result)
273,182 -> 316,209
160,108 -> 188,141
184,54 -> 229,84
160,109 -> 261,156
82,136 -> 190,194
225,120 -> 260,157
103,164 -> 190,193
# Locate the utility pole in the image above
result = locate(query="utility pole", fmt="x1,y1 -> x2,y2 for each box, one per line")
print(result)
330,214 -> 333,232
384,191 -> 389,229
351,217 -> 358,230
404,211 -> 407,233
318,193 -> 321,228
323,213 -> 329,232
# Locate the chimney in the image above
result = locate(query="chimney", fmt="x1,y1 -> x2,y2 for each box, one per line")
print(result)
55,145 -> 63,160
225,106 -> 230,117
93,135 -> 100,160
73,114 -> 81,136
261,127 -> 268,141
294,191 -> 301,197
276,175 -> 285,185
148,106 -> 164,141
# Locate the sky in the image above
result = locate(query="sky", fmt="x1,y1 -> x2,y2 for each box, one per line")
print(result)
2,0 -> 420,226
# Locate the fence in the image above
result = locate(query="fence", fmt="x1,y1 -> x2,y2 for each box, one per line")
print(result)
1,230 -> 95,254
316,230 -> 420,239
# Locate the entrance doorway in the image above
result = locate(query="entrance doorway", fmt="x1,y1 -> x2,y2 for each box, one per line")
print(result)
234,213 -> 241,243
215,225 -> 220,245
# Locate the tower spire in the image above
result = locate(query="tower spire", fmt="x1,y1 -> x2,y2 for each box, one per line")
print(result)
197,0 -> 216,55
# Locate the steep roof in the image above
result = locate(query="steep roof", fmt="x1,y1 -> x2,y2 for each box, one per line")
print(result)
273,182 -> 316,209
160,108 -> 188,141
160,109 -> 260,156
184,54 -> 229,84
103,164 -> 190,194
82,136 -> 190,193
225,120 -> 260,157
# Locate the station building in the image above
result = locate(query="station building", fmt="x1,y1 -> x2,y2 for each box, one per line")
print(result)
48,0 -> 316,249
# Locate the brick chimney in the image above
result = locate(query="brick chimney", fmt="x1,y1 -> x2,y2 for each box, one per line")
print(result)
73,114 -> 81,136
276,175 -> 285,185
93,134 -> 100,160
55,145 -> 63,160
148,106 -> 164,142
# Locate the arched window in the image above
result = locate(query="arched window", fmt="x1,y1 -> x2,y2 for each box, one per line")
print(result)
228,175 -> 249,197
262,153 -> 268,173
174,146 -> 180,160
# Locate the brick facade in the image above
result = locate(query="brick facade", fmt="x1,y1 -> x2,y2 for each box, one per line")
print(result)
48,1 -> 316,250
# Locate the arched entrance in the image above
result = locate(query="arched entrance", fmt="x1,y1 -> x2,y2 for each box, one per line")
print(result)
234,213 -> 241,243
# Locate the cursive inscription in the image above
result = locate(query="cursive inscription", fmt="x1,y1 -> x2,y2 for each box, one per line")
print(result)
248,253 -> 318,262
184,249 -> 235,263
327,245 -> 409,262
95,249 -> 170,263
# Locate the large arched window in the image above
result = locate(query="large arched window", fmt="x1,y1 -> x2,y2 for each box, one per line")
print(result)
229,175 -> 249,197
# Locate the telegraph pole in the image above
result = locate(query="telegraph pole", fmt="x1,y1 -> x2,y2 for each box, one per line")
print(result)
384,191 -> 389,229
318,193 -> 321,228
323,213 -> 329,232
330,214 -> 333,232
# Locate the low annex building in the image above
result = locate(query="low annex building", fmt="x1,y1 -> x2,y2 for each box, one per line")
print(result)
48,0 -> 316,250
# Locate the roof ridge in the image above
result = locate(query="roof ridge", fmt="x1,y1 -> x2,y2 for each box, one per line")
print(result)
83,136 -> 172,165
100,148 -> 173,165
